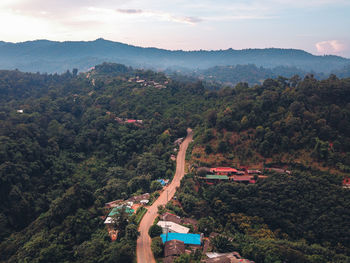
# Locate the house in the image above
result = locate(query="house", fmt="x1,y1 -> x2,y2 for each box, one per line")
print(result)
247,169 -> 262,175
140,199 -> 149,205
266,167 -> 291,174
205,175 -> 229,180
205,252 -> 253,263
105,199 -> 123,208
17,109 -> 24,113
230,175 -> 256,184
108,205 -> 134,217
160,212 -> 182,225
343,178 -> 350,189
164,239 -> 185,257
200,174 -> 230,184
126,119 -> 137,123
128,193 -> 150,203
210,167 -> 238,175
157,179 -> 169,186
160,233 -> 202,246
104,205 -> 135,225
157,221 -> 190,234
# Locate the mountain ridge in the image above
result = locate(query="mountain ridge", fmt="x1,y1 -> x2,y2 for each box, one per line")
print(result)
0,38 -> 349,73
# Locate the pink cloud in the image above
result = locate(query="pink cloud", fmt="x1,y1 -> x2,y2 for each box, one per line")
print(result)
315,40 -> 347,55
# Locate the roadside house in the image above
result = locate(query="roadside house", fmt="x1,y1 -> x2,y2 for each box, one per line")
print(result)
160,233 -> 202,246
157,221 -> 190,234
210,167 -> 238,175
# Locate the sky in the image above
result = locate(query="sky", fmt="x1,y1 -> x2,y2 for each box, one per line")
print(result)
0,0 -> 349,57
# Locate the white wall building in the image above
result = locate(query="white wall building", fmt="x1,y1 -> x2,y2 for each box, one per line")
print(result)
157,221 -> 190,234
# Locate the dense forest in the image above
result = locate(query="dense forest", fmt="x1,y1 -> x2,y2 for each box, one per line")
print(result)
176,64 -> 350,86
0,63 -> 349,262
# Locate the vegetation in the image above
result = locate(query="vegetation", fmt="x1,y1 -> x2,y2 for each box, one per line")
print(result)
148,224 -> 163,238
151,236 -> 163,258
0,62 -> 350,262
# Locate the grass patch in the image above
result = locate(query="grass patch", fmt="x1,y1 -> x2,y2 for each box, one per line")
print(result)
135,207 -> 147,225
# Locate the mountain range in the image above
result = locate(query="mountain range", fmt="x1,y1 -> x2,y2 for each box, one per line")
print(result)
0,38 -> 349,74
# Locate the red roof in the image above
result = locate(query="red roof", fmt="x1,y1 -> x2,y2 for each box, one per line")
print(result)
343,178 -> 350,185
126,119 -> 137,123
210,167 -> 238,173
231,175 -> 252,181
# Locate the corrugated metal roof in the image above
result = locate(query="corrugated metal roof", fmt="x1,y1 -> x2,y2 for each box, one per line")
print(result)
160,233 -> 201,245
205,175 -> 229,180
157,221 -> 190,234
108,206 -> 134,217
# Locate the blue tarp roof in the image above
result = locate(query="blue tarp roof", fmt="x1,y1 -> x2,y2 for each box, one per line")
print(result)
157,179 -> 166,186
160,233 -> 201,245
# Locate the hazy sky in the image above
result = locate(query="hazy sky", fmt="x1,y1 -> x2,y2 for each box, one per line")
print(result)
1,0 -> 349,57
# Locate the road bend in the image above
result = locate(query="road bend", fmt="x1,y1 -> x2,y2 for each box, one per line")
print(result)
136,128 -> 193,263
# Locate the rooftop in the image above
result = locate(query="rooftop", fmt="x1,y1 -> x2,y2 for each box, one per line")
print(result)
164,239 -> 185,257
210,167 -> 238,172
161,212 -> 182,225
160,233 -> 202,245
205,175 -> 229,180
157,221 -> 190,234
108,206 -> 134,217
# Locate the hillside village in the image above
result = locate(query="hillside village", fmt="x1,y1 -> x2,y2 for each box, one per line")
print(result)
101,133 -> 296,263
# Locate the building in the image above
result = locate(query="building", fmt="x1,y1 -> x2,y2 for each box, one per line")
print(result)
140,199 -> 149,205
105,199 -> 123,208
200,174 -> 230,184
104,205 -> 135,225
247,169 -> 262,175
210,167 -> 238,175
160,212 -> 182,225
343,178 -> 350,189
230,175 -> 256,184
157,221 -> 190,234
160,233 -> 202,246
128,193 -> 150,203
163,239 -> 185,263
157,179 -> 169,186
108,206 -> 134,217
164,239 -> 185,257
265,167 -> 291,175
205,252 -> 253,263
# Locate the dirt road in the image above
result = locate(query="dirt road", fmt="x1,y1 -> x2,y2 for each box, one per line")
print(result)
136,128 -> 193,263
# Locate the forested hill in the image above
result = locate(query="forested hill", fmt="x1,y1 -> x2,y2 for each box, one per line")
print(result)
0,38 -> 349,73
0,63 -> 349,262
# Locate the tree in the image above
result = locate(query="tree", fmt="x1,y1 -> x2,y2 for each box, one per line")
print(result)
198,217 -> 216,236
205,144 -> 213,155
111,207 -> 129,238
211,235 -> 234,253
150,180 -> 163,192
207,110 -> 217,127
125,224 -> 140,240
151,236 -> 164,258
149,224 -> 163,238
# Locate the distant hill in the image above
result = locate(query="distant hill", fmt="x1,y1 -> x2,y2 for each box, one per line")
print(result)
0,38 -> 349,74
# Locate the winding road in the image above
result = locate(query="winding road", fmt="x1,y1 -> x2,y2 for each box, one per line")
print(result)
136,128 -> 193,263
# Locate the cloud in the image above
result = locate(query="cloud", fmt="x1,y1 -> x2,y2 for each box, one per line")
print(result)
315,40 -> 347,54
114,8 -> 202,24
117,9 -> 143,14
